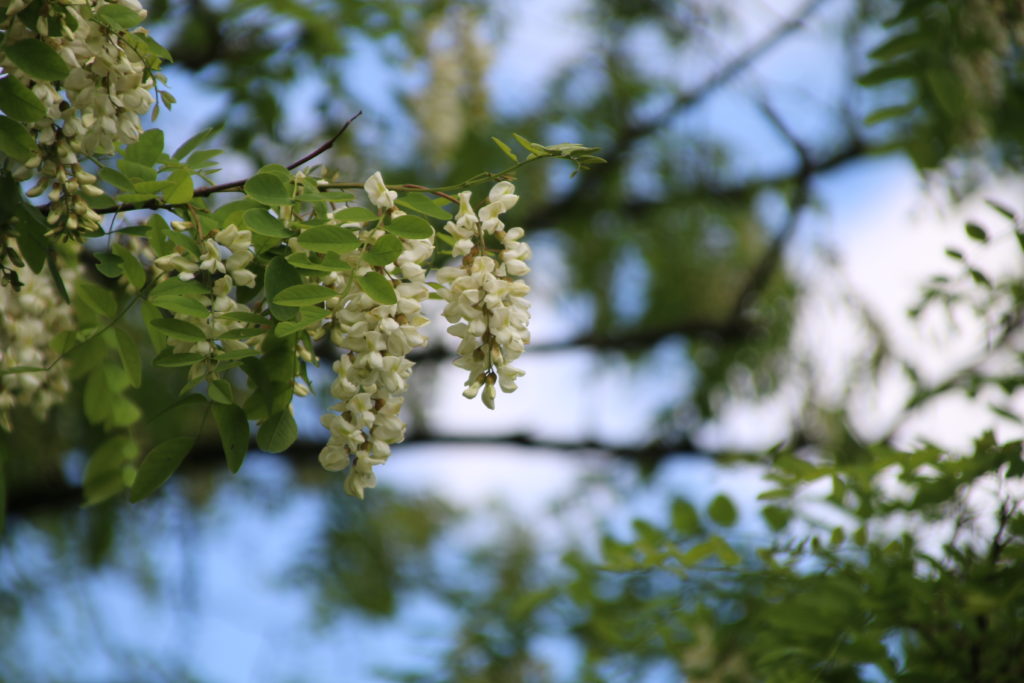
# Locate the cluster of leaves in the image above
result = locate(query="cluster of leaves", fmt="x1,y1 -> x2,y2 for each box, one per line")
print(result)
0,1 -> 606,510
861,0 -> 1024,168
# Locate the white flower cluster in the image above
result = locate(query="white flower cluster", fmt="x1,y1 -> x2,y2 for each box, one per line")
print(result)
0,242 -> 79,430
317,173 -> 433,498
3,0 -> 156,236
437,181 -> 531,409
152,224 -> 260,378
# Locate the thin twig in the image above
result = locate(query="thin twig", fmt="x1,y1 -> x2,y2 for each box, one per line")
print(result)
729,173 -> 811,322
285,111 -> 362,171
94,111 -> 363,215
524,0 -> 832,228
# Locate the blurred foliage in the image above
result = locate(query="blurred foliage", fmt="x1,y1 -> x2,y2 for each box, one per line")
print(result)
861,0 -> 1024,170
7,0 -> 1024,681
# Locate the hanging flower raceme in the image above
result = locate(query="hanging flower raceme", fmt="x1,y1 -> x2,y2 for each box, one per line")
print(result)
0,240 -> 79,430
436,181 -> 531,409
317,172 -> 433,498
151,224 -> 261,379
1,0 -> 159,238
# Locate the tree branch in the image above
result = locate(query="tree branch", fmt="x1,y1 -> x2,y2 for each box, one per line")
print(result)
728,157 -> 812,322
93,111 -> 363,215
524,0 -> 833,229
5,429 -> 719,517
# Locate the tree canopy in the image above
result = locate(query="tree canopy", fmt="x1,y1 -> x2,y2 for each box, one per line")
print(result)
3,0 -> 1024,681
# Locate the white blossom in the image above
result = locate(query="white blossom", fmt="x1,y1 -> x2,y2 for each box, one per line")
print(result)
363,171 -> 398,211
0,241 -> 79,430
316,173 -> 433,497
150,224 -> 261,368
0,0 -> 158,237
437,181 -> 531,409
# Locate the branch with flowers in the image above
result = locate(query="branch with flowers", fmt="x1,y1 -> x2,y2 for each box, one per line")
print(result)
0,0 -> 603,504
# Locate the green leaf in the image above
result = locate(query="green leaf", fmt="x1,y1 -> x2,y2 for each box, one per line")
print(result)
149,278 -> 206,300
107,396 -> 142,428
985,199 -> 1015,220
114,327 -> 142,388
332,206 -> 379,223
257,410 -> 298,454
273,284 -> 335,307
216,327 -> 265,340
671,499 -> 700,534
264,256 -> 304,321
4,40 -> 70,82
257,163 -> 292,183
207,378 -> 233,404
129,436 -> 194,502
152,350 -> 204,367
0,455 -> 5,534
274,306 -> 331,336
395,193 -> 452,220
118,158 -> 158,182
218,348 -> 260,362
164,169 -> 194,204
0,76 -> 46,122
95,4 -> 144,29
100,166 -> 134,191
965,222 -> 988,242
218,311 -> 267,325
363,234 -> 403,266
13,202 -> 49,273
173,125 -> 221,160
127,32 -> 173,63
244,173 -> 291,206
710,536 -> 741,566
0,115 -> 36,162
296,190 -> 355,202
297,224 -> 360,254
124,129 -> 164,166
386,214 -> 434,239
512,132 -> 547,156
213,403 -> 250,473
83,368 -> 111,425
95,252 -> 123,279
244,208 -> 291,238
285,252 -> 352,272
762,505 -> 792,531
111,244 -> 147,290
864,104 -> 916,126
868,31 -> 925,60
358,272 -> 397,305
149,295 -> 209,318
186,148 -> 221,168
857,62 -> 917,86
149,318 -> 207,342
708,494 -> 738,527
83,436 -> 138,506
76,280 -> 118,318
491,136 -> 518,162
133,180 -> 173,195
141,301 -> 166,352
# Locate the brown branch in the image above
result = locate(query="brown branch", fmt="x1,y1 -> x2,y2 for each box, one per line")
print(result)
93,111 -> 363,215
284,111 -> 362,171
524,0 -> 833,229
5,428 -> 722,517
609,137 -> 866,222
728,164 -> 812,322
